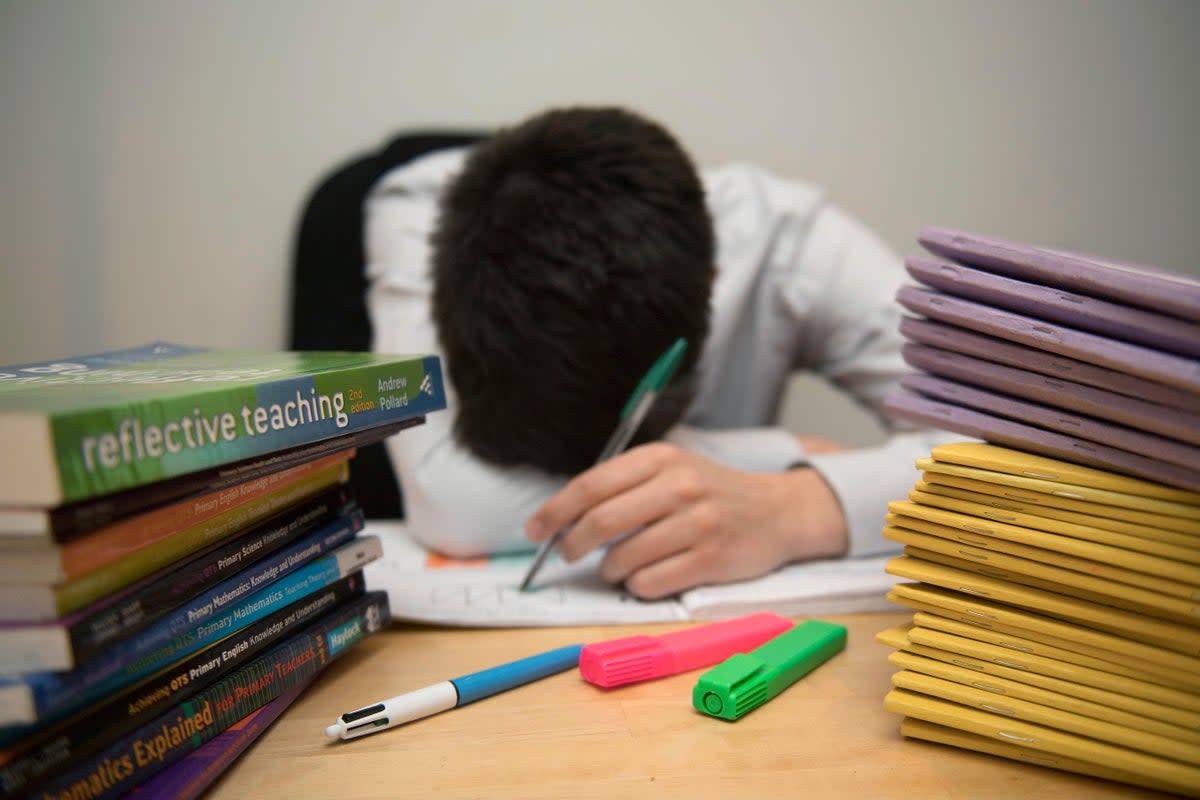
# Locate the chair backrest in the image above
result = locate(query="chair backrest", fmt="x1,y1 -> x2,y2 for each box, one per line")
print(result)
288,131 -> 486,519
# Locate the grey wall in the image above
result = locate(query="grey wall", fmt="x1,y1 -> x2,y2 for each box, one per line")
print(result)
2,0 -> 1196,440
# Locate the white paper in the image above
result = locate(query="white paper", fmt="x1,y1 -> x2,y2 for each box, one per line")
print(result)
362,521 -> 900,627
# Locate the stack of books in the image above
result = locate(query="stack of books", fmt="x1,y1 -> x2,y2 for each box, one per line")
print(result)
0,343 -> 446,800
875,228 -> 1200,795
884,225 -> 1199,491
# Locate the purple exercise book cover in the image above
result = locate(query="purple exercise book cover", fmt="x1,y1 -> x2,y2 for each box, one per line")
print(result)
901,342 -> 1200,447
896,285 -> 1200,394
884,391 -> 1200,493
905,255 -> 1200,359
898,316 -> 1199,412
900,372 -> 1200,472
917,225 -> 1200,321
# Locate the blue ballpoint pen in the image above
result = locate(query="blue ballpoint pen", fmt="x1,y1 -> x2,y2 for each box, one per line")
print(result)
324,643 -> 584,741
518,337 -> 689,592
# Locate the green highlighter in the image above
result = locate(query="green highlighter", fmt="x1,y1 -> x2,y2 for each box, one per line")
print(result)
692,619 -> 847,721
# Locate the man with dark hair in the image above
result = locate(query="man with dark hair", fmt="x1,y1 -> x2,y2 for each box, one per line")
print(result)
430,108 -> 714,475
366,106 -> 950,599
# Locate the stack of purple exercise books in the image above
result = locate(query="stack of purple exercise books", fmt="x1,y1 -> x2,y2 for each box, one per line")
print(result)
886,226 -> 1200,494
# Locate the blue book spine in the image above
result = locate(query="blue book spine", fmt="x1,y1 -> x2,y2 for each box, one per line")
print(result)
0,535 -> 381,728
123,510 -> 363,654
35,590 -> 392,800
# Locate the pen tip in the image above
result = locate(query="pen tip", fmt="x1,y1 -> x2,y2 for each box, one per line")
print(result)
324,724 -> 341,739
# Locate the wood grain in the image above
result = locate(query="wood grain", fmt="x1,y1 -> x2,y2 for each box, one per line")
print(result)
204,613 -> 1173,799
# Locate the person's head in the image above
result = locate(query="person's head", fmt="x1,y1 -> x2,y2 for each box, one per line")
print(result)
431,106 -> 716,475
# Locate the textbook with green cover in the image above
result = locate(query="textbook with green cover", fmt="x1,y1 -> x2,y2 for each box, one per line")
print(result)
0,343 -> 446,506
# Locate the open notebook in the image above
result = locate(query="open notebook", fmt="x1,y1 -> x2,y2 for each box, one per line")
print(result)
362,521 -> 899,626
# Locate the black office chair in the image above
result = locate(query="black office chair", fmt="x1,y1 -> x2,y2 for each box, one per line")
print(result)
288,131 -> 486,519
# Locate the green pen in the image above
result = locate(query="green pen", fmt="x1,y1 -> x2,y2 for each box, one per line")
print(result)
518,337 -> 689,592
692,619 -> 847,721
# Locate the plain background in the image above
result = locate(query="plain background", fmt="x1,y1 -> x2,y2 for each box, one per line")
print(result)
2,0 -> 1197,444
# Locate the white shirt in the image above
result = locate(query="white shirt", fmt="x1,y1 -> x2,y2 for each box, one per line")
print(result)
365,147 -> 952,560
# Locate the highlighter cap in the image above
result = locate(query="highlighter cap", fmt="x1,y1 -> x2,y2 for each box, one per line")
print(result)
579,636 -> 674,687
579,612 -> 794,688
693,619 -> 847,721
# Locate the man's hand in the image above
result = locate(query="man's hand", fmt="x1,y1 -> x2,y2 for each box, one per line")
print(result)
524,442 -> 848,600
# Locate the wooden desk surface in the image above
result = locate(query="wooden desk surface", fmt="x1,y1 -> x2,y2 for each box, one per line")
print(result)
208,613 -> 1167,799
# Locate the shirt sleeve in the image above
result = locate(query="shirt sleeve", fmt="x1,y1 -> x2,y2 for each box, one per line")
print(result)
807,429 -> 960,557
773,194 -> 961,558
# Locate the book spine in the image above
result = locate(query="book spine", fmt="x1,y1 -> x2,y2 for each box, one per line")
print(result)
0,452 -> 351,584
52,459 -> 350,616
48,354 -> 445,504
0,577 -> 367,796
0,481 -> 351,624
66,484 -> 355,661
81,509 -> 363,670
4,505 -> 364,673
56,450 -> 353,577
31,591 -> 392,800
1,536 -> 382,728
39,417 -> 417,541
126,677 -> 312,800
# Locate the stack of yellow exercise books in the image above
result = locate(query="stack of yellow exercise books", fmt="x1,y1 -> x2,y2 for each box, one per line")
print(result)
877,441 -> 1200,797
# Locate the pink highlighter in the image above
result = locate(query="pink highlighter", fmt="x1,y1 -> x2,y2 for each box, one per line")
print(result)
579,612 -> 795,688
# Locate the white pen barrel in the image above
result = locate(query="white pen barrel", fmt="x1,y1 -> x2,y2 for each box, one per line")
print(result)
382,681 -> 459,725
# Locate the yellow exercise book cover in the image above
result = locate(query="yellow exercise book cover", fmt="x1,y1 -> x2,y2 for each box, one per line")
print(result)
897,717 -> 1191,796
908,611 -> 1200,694
904,489 -> 1200,564
913,476 -> 1200,541
886,556 -> 1200,656
903,625 -> 1200,713
888,500 -> 1200,584
888,649 -> 1200,742
897,543 -> 1198,625
886,582 -> 1200,678
884,514 -> 1200,602
891,669 -> 1200,765
915,458 -> 1200,520
878,623 -> 1200,734
884,689 -> 1200,796
928,442 -> 1200,505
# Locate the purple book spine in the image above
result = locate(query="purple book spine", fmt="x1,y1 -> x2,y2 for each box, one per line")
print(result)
127,679 -> 312,800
